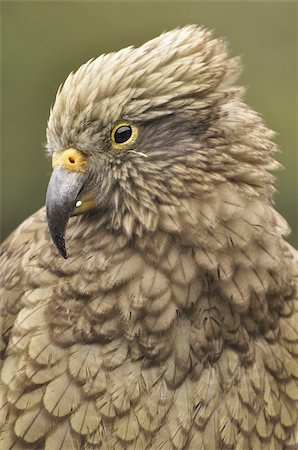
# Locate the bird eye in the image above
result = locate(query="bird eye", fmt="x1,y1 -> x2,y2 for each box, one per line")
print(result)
111,122 -> 138,150
114,125 -> 132,143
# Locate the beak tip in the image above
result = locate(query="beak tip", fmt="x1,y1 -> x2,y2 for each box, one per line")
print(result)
60,248 -> 68,260
55,234 -> 68,259
47,224 -> 68,259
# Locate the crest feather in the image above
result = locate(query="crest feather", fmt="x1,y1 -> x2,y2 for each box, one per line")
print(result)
47,25 -> 241,149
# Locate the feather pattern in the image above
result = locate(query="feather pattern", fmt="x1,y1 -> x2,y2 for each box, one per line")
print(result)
1,25 -> 298,449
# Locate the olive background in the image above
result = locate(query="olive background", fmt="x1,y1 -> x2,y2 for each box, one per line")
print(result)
1,1 -> 297,246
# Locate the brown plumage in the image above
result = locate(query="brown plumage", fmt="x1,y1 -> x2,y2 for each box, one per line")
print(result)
1,26 -> 298,450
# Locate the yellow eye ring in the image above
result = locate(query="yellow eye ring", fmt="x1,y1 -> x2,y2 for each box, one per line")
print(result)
111,122 -> 138,150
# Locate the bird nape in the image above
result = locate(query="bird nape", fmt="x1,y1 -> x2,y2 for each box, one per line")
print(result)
0,25 -> 297,450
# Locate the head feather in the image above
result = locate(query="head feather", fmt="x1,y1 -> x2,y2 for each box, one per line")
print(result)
47,25 -> 241,151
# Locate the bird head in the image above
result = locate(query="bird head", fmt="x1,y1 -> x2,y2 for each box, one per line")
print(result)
45,25 -> 278,258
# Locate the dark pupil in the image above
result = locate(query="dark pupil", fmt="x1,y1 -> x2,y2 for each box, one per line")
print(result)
114,125 -> 132,144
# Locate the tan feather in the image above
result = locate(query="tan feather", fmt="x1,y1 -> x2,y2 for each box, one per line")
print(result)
225,386 -> 243,424
140,265 -> 169,298
24,287 -> 55,305
43,372 -> 81,417
1,354 -> 19,386
175,382 -> 192,433
69,343 -> 102,381
15,303 -> 49,331
187,430 -> 204,450
121,280 -> 147,312
144,300 -> 177,333
8,329 -> 33,354
216,252 -> 234,281
101,339 -> 128,371
70,400 -> 101,435
115,410 -> 140,442
26,358 -> 67,384
164,318 -> 191,387
145,289 -> 171,316
274,422 -> 287,441
239,406 -> 257,433
249,432 -> 263,450
28,330 -> 65,365
247,358 -> 264,393
255,408 -> 274,439
45,420 -> 81,450
88,291 -> 117,318
151,426 -> 172,450
280,314 -> 298,342
237,370 -> 258,408
195,247 -> 218,272
235,434 -> 251,450
93,315 -> 120,339
159,206 -> 182,234
202,412 -> 220,449
86,426 -> 104,445
0,387 -> 9,425
140,332 -> 173,363
221,270 -> 252,312
193,366 -> 220,408
136,378 -> 171,433
101,253 -> 144,288
219,404 -> 237,446
14,404 -> 53,443
96,392 -> 117,418
82,369 -> 107,397
0,424 -> 32,450
136,405 -> 158,434
285,426 -> 298,447
8,386 -> 44,410
262,342 -> 287,377
264,376 -> 280,419
125,431 -> 149,450
23,264 -> 58,286
170,250 -> 197,285
172,278 -> 201,308
193,388 -> 220,429
112,387 -> 131,415
282,377 -> 298,400
280,394 -> 297,427
161,241 -> 181,273
168,416 -> 188,449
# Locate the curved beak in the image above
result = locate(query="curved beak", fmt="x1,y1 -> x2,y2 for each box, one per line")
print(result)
45,148 -> 94,259
46,167 -> 86,258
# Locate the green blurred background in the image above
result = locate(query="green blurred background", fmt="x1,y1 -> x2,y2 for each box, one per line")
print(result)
1,1 -> 297,246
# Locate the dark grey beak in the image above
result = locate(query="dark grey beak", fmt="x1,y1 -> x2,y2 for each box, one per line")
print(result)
46,167 -> 86,259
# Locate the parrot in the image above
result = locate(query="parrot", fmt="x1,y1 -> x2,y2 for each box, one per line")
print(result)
0,25 -> 297,450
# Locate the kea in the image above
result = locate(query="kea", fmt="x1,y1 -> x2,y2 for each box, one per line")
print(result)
0,25 -> 298,450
